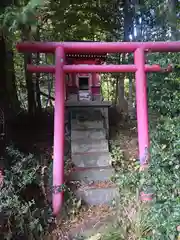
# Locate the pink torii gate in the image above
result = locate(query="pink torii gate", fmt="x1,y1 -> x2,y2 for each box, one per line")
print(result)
16,41 -> 180,216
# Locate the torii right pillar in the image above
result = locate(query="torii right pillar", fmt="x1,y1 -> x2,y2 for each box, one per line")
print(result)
134,48 -> 151,201
135,48 -> 149,166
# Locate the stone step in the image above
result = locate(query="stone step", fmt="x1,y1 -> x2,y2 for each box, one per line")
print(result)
71,139 -> 109,154
71,151 -> 112,167
71,119 -> 104,130
75,186 -> 118,205
69,167 -> 114,183
71,128 -> 106,140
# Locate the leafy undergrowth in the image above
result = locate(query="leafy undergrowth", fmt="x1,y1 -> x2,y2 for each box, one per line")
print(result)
0,145 -> 85,240
110,123 -> 138,172
101,115 -> 180,240
0,146 -> 54,239
0,111 -> 85,240
101,68 -> 180,239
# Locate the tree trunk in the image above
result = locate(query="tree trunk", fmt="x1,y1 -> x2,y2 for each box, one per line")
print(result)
21,26 -> 36,115
124,0 -> 134,41
128,0 -> 140,119
117,0 -> 134,114
35,52 -> 42,112
0,31 -> 20,114
168,0 -> 178,40
0,30 -> 21,172
6,49 -> 21,112
0,33 -> 9,104
34,27 -> 42,112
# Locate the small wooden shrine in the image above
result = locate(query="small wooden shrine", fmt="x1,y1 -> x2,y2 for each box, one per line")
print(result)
65,52 -> 107,102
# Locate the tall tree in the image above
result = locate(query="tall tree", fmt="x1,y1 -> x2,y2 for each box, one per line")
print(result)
168,0 -> 178,40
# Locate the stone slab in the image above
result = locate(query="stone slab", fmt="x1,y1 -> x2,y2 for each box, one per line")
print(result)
71,120 -> 104,130
71,109 -> 103,121
66,101 -> 111,108
70,109 -> 104,129
71,139 -> 109,154
71,128 -> 106,141
71,152 -> 112,167
68,94 -> 78,101
75,187 -> 118,205
69,167 -> 114,183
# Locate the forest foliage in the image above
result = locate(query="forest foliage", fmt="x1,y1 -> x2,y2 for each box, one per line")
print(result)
0,0 -> 179,239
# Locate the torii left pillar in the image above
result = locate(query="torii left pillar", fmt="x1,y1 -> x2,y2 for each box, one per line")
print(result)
53,46 -> 65,216
134,48 -> 149,167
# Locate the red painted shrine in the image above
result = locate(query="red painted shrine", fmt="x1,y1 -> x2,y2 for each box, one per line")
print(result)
65,53 -> 107,101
